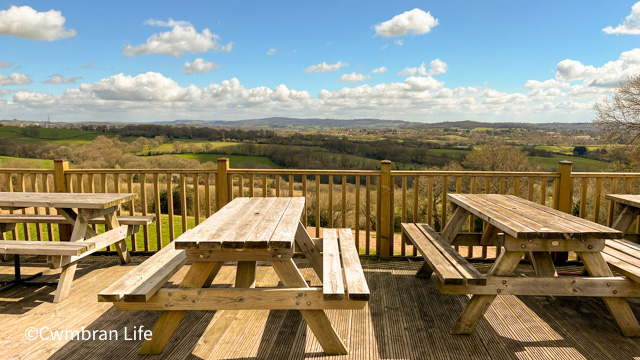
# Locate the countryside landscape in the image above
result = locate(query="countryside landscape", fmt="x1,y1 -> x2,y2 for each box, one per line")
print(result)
5,2 -> 640,360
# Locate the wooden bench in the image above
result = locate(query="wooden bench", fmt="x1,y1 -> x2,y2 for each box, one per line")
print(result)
98,241 -> 187,302
603,239 -> 640,282
0,214 -> 155,238
402,223 -> 486,287
321,228 -> 370,301
0,225 -> 131,269
99,227 -> 370,304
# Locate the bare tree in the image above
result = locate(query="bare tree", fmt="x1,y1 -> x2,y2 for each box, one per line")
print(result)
594,74 -> 640,146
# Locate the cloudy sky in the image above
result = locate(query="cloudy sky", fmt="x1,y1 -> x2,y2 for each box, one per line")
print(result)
2,1 -> 640,123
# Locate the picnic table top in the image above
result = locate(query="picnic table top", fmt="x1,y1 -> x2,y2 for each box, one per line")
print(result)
605,194 -> 640,208
448,193 -> 622,240
175,196 -> 305,251
0,192 -> 137,209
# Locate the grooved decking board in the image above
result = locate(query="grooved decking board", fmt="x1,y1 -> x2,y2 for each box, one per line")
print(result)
4,255 -> 640,359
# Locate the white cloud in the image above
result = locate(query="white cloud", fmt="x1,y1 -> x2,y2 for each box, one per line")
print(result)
0,73 -> 32,86
304,61 -> 348,73
339,73 -> 371,82
0,61 -> 12,68
427,59 -> 447,76
371,66 -> 387,74
404,76 -> 443,91
524,79 -> 569,89
43,74 -> 82,84
267,48 -> 276,55
374,8 -> 438,38
399,59 -> 447,76
0,6 -> 76,41
603,2 -> 640,35
554,49 -> 640,88
122,18 -> 232,57
394,39 -> 404,46
184,58 -> 219,75
0,89 -> 10,95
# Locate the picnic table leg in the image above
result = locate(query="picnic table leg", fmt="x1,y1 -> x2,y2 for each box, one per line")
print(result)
529,251 -> 558,277
104,212 -> 130,264
611,205 -> 640,235
271,259 -> 347,355
450,250 -> 525,334
294,222 -> 323,281
52,214 -> 88,303
580,252 -> 640,337
235,261 -> 257,288
139,261 -> 222,354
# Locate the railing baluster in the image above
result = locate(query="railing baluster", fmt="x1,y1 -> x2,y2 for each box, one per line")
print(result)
427,176 -> 434,227
204,172 -> 212,217
454,176 -> 461,254
413,175 -> 419,256
441,176 -> 448,228
528,177 -> 534,201
540,177 -> 547,206
594,177 -> 602,223
193,173 -> 200,226
275,175 -> 280,197
514,177 -> 520,197
128,173 -> 136,251
468,177 -> 476,259
579,178 -> 588,219
140,173 -> 149,250
315,174 -> 320,238
17,174 -> 30,241
342,175 -> 347,228
366,175 -> 371,255
302,175 -> 307,227
249,174 -> 255,197
239,174 -> 244,197
167,173 -> 175,241
355,175 -> 360,252
289,174 -> 294,196
153,173 -> 162,250
262,174 -> 268,198
31,174 -> 42,241
607,178 -> 617,227
329,175 -> 333,228
180,174 -> 187,234
43,174 -> 54,241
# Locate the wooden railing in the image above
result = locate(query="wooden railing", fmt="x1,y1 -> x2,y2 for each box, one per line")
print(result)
1,159 -> 639,260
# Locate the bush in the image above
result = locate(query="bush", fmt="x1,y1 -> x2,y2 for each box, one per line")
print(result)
159,188 -> 194,216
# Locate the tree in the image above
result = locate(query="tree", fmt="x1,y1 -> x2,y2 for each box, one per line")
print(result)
573,146 -> 588,156
462,142 -> 546,172
594,74 -> 640,146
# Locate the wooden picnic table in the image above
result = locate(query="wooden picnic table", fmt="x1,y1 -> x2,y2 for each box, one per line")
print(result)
404,194 -> 640,337
606,194 -> 640,235
0,192 -> 136,302
100,196 -> 368,355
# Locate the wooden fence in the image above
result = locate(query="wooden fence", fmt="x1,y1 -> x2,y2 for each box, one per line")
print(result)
1,159 -> 639,260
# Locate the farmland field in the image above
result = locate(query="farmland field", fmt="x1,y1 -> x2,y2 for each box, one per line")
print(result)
176,153 -> 282,168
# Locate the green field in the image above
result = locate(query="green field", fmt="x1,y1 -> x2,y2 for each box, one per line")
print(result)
0,125 -> 108,144
176,153 -> 282,168
0,156 -> 53,168
529,154 -> 607,172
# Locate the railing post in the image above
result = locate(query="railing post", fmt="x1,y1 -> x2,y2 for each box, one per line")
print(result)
216,158 -> 230,209
554,160 -> 573,212
53,159 -> 72,241
379,160 -> 393,259
53,159 -> 69,192
553,160 -> 573,264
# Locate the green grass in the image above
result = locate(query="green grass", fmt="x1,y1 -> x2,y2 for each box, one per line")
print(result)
153,140 -> 233,154
0,125 -> 109,144
176,153 -> 282,168
528,154 -> 607,172
0,156 -> 53,168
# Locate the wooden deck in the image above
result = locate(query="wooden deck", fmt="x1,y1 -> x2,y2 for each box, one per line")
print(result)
2,256 -> 640,359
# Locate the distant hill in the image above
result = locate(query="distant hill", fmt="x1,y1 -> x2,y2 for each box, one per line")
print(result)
159,117 -> 410,129
154,118 -> 598,131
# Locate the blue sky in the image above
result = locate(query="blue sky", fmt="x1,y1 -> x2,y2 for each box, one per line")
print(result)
1,1 -> 640,123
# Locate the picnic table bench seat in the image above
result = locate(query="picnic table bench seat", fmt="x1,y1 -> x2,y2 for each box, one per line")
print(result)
603,239 -> 640,283
0,225 -> 131,269
99,227 -> 370,305
0,214 -> 155,227
401,223 -> 486,287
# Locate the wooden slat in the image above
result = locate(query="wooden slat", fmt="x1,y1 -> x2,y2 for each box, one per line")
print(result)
221,197 -> 278,249
98,241 -> 187,302
337,228 -> 369,301
416,224 -> 485,285
0,214 -> 155,225
402,223 -> 464,285
323,229 -> 345,300
269,197 -> 305,249
245,198 -> 291,249
0,192 -> 137,209
0,240 -> 91,256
